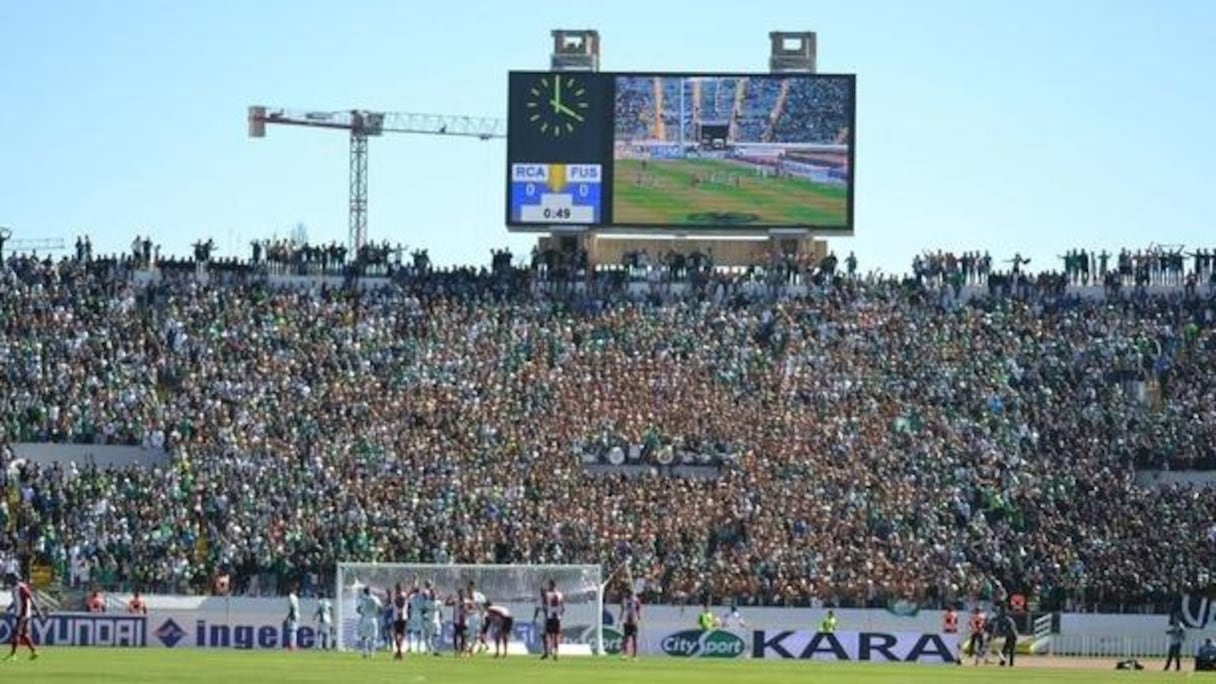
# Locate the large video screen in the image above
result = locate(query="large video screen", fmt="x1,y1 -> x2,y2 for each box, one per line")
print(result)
506,72 -> 855,232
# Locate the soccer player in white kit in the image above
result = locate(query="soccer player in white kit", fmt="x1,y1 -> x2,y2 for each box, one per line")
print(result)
421,581 -> 442,656
466,581 -> 487,655
285,586 -> 300,651
406,581 -> 426,653
314,595 -> 334,650
721,602 -> 747,630
357,587 -> 383,659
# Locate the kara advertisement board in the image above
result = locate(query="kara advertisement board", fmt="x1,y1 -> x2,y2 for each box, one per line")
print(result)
600,627 -> 955,663
750,630 -> 956,662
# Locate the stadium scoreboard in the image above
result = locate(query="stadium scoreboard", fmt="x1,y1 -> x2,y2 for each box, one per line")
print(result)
506,71 -> 856,233
507,71 -> 612,226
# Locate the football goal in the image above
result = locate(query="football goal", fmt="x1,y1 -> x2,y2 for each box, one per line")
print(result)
335,563 -> 605,655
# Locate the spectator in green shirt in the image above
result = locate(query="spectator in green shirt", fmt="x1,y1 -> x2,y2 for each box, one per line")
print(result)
819,610 -> 838,634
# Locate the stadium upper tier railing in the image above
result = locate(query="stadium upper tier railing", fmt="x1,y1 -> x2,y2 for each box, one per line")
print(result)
3,251 -> 1213,292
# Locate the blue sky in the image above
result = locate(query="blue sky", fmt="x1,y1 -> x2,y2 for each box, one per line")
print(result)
1,0 -> 1213,273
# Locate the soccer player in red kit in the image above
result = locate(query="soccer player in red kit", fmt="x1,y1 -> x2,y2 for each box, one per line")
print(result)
127,591 -> 148,615
536,579 -> 565,660
5,575 -> 45,661
391,584 -> 408,660
620,589 -> 642,659
482,601 -> 514,658
447,588 -> 471,657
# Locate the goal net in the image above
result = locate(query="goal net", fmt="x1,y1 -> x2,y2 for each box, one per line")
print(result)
335,563 -> 604,655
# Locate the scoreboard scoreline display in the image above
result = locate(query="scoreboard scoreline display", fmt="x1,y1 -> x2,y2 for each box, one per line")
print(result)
506,71 -> 856,233
510,163 -> 602,224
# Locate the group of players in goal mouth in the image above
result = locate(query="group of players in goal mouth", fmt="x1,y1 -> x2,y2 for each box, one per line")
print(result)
348,578 -> 578,661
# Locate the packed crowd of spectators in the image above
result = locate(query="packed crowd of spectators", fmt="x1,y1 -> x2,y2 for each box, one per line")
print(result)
695,77 -> 735,124
914,248 -> 1216,299
614,77 -> 656,141
1057,248 -> 1216,289
736,78 -> 782,142
1,243 -> 1215,613
252,239 -> 348,276
770,76 -> 852,144
659,78 -> 691,141
612,76 -> 850,148
614,77 -> 755,145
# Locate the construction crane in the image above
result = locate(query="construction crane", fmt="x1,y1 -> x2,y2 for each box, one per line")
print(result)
248,107 -> 505,255
0,227 -> 66,264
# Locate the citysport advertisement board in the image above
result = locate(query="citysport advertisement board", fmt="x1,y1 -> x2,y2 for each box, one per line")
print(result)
601,627 -> 749,659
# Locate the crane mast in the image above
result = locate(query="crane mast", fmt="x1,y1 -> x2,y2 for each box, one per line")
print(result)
248,106 -> 504,255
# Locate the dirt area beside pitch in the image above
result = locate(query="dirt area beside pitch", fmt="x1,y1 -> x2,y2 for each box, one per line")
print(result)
1012,655 -> 1168,670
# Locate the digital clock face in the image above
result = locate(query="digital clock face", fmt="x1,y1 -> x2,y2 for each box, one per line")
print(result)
525,74 -> 591,138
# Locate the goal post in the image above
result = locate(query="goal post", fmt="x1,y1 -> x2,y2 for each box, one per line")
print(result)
335,563 -> 605,655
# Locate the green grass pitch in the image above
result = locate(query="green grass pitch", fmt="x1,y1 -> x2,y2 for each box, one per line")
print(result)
4,649 -> 1172,684
612,157 -> 848,227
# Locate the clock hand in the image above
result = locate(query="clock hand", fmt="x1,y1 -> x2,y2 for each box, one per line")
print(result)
550,76 -> 562,112
555,102 -> 584,122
